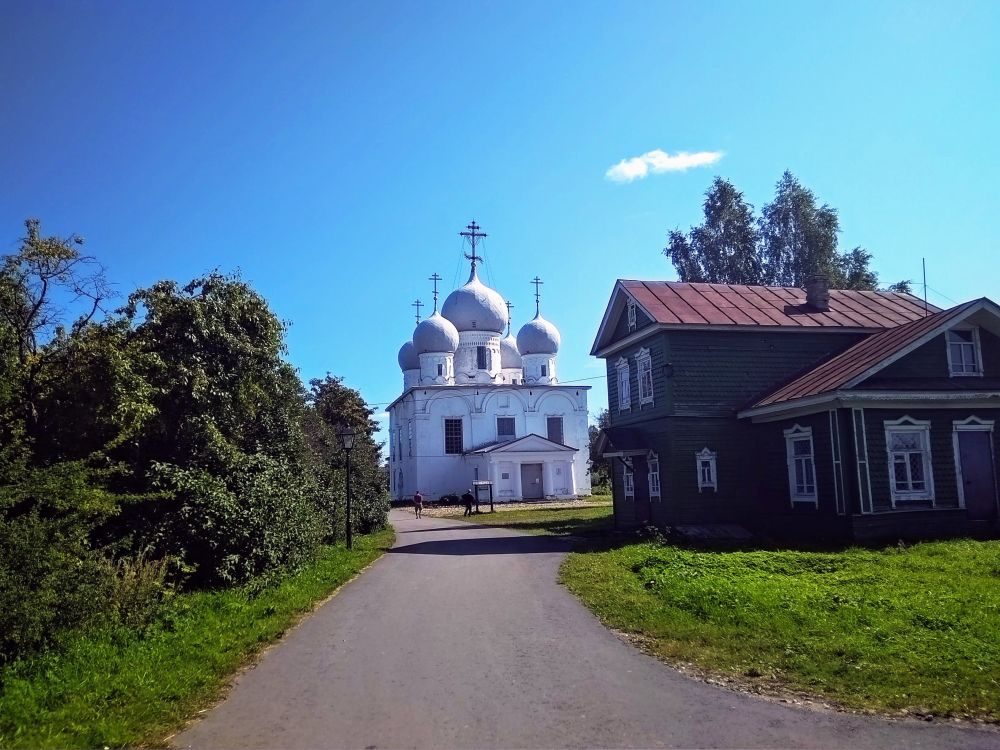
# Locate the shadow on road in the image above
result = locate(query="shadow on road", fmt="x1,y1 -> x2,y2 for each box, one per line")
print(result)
390,535 -> 571,556
397,525 -> 490,534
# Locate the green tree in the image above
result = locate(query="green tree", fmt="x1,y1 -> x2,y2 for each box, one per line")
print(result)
666,178 -> 762,285
306,375 -> 389,535
588,409 -> 611,492
666,172 -> 908,292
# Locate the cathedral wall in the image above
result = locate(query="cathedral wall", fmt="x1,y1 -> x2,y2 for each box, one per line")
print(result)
389,384 -> 592,501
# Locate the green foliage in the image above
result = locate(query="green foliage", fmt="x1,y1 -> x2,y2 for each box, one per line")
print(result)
562,539 -> 1000,718
666,177 -> 763,285
587,408 -> 610,490
666,172 -> 908,291
151,455 -> 326,586
0,219 -> 387,671
0,530 -> 393,749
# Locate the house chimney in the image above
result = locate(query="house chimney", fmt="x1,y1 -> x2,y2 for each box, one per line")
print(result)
806,274 -> 830,312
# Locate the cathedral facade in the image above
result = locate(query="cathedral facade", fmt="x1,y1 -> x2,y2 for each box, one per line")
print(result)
388,228 -> 591,502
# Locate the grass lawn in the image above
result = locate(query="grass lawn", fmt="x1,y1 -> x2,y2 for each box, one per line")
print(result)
0,528 -> 394,749
449,504 -> 613,536
562,538 -> 1000,720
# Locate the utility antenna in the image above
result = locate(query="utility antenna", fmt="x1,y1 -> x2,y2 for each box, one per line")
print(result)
505,300 -> 514,336
429,272 -> 442,313
531,276 -> 544,316
922,258 -> 928,316
459,220 -> 487,273
412,298 -> 424,324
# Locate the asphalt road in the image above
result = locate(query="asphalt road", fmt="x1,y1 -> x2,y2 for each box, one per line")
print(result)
174,509 -> 999,749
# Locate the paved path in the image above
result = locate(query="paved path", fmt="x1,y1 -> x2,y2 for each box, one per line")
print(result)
175,510 -> 999,749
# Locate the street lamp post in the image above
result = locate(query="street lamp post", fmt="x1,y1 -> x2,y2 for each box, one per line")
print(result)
336,425 -> 357,549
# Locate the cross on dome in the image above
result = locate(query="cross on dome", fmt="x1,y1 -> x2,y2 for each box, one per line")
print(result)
531,276 -> 544,316
459,220 -> 487,273
428,272 -> 442,312
505,300 -> 514,336
412,298 -> 424,324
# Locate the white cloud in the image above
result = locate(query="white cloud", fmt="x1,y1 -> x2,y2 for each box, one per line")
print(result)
605,149 -> 723,183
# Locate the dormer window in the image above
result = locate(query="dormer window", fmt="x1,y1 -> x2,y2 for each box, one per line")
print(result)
947,328 -> 982,377
627,299 -> 637,331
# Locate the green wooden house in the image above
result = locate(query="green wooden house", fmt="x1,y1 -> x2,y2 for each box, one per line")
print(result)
592,277 -> 1000,541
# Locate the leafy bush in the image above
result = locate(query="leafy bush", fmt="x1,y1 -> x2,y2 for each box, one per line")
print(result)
152,454 -> 326,586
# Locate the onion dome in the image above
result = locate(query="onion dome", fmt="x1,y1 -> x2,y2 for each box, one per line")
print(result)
441,268 -> 507,333
517,313 -> 561,355
412,310 -> 460,354
397,340 -> 419,371
500,334 -> 522,369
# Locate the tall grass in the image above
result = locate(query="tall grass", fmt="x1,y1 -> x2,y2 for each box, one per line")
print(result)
0,529 -> 393,749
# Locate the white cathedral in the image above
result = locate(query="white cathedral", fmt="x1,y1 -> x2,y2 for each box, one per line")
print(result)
387,223 -> 591,502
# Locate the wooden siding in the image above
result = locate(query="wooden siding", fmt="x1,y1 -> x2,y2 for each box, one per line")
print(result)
861,329 -> 1000,388
609,300 -> 654,344
859,408 -> 1000,512
606,333 -> 672,427
667,330 -> 863,415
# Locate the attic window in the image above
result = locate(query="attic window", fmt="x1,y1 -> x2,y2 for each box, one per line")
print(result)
947,328 -> 982,377
627,299 -> 637,330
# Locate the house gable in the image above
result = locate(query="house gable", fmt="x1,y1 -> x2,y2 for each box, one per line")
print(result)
741,298 -> 1000,420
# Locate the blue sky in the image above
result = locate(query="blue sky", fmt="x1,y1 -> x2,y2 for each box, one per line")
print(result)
2,1 -> 998,443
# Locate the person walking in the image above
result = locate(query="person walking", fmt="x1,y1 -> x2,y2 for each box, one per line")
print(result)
413,490 -> 423,518
462,489 -> 475,517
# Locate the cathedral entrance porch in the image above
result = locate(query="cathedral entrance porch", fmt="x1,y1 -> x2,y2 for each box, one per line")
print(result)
470,433 -> 579,501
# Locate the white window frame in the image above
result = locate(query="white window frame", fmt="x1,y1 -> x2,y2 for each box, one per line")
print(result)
946,327 -> 983,377
627,298 -> 637,330
695,447 -> 717,492
623,462 -> 634,499
784,424 -> 818,506
884,417 -> 935,505
648,452 -> 661,500
636,347 -> 654,406
616,357 -> 631,411
952,416 -> 996,510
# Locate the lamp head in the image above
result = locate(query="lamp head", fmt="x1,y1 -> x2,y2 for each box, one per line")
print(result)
337,424 -> 357,451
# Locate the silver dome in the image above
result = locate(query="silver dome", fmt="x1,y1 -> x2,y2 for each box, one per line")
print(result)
397,340 -> 419,371
441,268 -> 507,333
412,311 -> 460,354
500,334 -> 522,368
516,313 -> 561,355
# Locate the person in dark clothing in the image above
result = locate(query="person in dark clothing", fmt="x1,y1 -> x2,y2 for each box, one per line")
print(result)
462,489 -> 475,516
413,490 -> 423,518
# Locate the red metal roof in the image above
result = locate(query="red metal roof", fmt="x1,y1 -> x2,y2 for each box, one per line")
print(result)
752,300 -> 983,408
622,280 -> 936,329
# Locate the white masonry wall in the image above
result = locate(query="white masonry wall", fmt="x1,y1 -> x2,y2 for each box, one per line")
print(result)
388,384 -> 591,502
